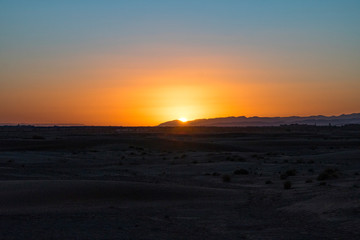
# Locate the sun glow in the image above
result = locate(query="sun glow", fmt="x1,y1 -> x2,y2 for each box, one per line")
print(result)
179,117 -> 188,122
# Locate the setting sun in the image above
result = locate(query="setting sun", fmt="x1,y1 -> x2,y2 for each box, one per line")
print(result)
179,117 -> 188,122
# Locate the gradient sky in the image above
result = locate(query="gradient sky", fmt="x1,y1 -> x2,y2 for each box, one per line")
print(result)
1,0 -> 360,126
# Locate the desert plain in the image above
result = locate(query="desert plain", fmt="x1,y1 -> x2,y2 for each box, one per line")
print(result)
0,125 -> 360,239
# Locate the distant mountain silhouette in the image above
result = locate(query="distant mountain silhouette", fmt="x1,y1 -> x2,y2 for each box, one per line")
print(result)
158,113 -> 360,127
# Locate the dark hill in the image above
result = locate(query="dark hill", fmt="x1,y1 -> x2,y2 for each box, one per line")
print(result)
158,113 -> 360,127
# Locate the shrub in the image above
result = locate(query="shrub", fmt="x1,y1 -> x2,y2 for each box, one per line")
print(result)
233,169 -> 249,175
265,180 -> 273,184
284,181 -> 292,189
285,169 -> 297,176
222,174 -> 231,182
237,156 -> 246,162
32,135 -> 45,140
317,168 -> 339,181
305,179 -> 313,183
279,169 -> 297,180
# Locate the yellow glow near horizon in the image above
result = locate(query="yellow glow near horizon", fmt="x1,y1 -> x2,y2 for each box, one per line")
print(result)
3,78 -> 359,126
179,117 -> 187,122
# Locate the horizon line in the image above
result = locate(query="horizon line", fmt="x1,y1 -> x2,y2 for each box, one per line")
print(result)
1,112 -> 359,127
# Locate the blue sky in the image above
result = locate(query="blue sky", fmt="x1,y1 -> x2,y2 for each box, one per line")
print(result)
2,0 -> 359,55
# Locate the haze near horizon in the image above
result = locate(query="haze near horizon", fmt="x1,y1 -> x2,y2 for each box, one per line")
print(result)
1,0 -> 360,126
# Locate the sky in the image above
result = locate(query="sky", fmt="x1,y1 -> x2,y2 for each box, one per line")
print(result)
1,0 -> 360,126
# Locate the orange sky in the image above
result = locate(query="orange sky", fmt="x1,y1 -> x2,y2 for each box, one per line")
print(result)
2,52 -> 359,126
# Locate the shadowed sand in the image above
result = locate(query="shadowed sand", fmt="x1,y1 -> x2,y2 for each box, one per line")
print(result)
0,180 -> 238,213
0,126 -> 360,239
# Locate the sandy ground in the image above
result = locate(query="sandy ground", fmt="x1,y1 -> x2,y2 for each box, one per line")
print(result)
0,126 -> 360,239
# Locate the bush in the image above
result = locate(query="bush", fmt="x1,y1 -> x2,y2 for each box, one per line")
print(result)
265,180 -> 273,184
32,135 -> 45,140
233,169 -> 249,175
222,174 -> 231,182
280,169 -> 297,180
317,168 -> 339,181
285,169 -> 297,176
284,181 -> 292,189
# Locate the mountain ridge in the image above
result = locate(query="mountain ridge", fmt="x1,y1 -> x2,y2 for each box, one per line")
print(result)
158,113 -> 360,127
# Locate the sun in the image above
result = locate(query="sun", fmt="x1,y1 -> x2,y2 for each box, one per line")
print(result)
178,117 -> 188,122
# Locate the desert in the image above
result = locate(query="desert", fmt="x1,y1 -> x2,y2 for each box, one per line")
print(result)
2,1 -> 360,239
0,125 -> 359,239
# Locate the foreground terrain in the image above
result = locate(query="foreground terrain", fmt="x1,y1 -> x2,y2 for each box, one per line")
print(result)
0,125 -> 360,239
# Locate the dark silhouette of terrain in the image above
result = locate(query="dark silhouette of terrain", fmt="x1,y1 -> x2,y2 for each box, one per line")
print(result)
159,113 -> 360,127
